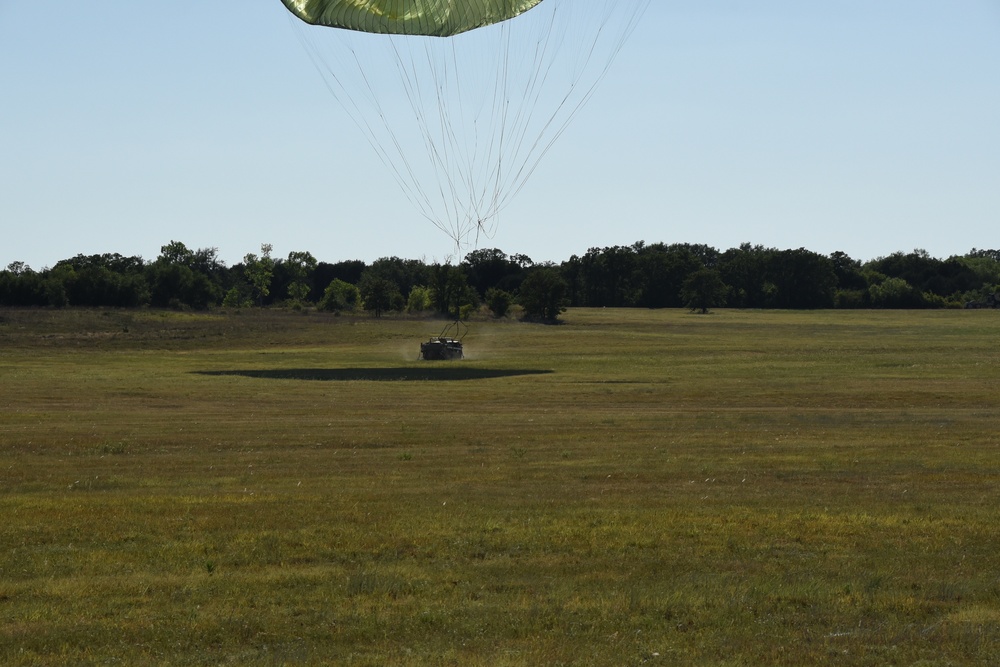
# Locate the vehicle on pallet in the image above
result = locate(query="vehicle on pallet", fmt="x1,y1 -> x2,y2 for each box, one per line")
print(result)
419,321 -> 466,360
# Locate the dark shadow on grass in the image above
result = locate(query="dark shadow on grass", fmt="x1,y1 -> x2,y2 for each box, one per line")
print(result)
194,367 -> 554,382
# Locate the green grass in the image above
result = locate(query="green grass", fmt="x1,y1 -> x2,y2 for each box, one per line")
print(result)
1,307 -> 999,665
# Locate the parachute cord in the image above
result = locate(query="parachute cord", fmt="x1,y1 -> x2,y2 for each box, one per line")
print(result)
294,22 -> 456,236
289,0 -> 650,253
492,0 -> 650,214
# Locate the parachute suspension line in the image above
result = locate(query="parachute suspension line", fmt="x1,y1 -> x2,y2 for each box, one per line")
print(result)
388,38 -> 453,233
433,40 -> 462,242
491,0 -> 649,215
489,4 -> 562,215
392,36 -> 485,249
392,36 -> 475,247
469,26 -> 507,242
294,21 -> 445,235
455,4 -> 555,222
421,27 -> 506,249
435,40 -> 475,245
288,0 -> 650,253
487,24 -> 515,235
415,40 -> 461,241
453,36 -> 492,233
467,34 -> 498,242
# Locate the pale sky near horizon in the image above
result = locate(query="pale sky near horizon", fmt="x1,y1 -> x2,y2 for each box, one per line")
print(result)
2,1 -> 998,270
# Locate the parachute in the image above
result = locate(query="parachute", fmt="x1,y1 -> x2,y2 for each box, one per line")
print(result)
281,0 -> 546,37
283,0 -> 648,249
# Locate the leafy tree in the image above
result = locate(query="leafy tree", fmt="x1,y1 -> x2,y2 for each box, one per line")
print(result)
518,267 -> 569,321
243,244 -> 275,307
560,255 -> 585,306
0,263 -> 47,306
634,243 -> 705,308
868,276 -> 928,308
717,244 -> 771,308
865,249 -> 978,298
159,240 -> 195,266
830,251 -> 867,291
43,267 -> 72,308
591,245 -> 638,306
59,253 -> 145,276
429,264 -> 475,318
767,248 -> 837,309
958,251 -> 1000,304
147,262 -> 214,309
222,286 -> 252,309
6,261 -> 29,276
148,241 -> 221,309
364,257 -> 429,301
52,255 -> 149,307
284,250 -> 318,305
319,278 -> 361,313
313,260 -> 367,300
485,287 -> 513,318
463,248 -> 530,297
406,285 -> 432,313
959,254 -> 1000,287
967,248 -> 1000,263
680,269 -> 728,314
358,274 -> 402,317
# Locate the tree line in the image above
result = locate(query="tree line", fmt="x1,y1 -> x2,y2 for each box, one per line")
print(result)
2,241 -> 999,319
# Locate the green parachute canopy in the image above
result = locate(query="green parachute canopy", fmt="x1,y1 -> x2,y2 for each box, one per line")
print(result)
281,0 -> 545,37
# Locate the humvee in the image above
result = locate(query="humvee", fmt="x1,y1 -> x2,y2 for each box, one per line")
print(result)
419,336 -> 464,360
419,321 -> 466,360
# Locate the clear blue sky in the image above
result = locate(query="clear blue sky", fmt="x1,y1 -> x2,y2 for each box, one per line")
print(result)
2,1 -> 998,270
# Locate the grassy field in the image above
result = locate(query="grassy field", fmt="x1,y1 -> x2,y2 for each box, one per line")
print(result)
1,307 -> 999,666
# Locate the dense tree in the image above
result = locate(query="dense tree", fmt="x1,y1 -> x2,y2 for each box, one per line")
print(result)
0,264 -> 46,306
518,267 -> 569,321
868,276 -> 928,309
960,250 -> 1000,295
358,274 -> 401,317
406,285 -> 432,313
718,244 -> 771,308
560,255 -> 585,306
830,251 -> 867,291
967,248 -> 1000,263
52,255 -> 149,307
485,287 -> 513,318
313,260 -> 366,300
59,253 -> 145,276
243,244 -> 275,307
283,250 -> 319,305
866,249 -> 978,298
318,278 -> 361,312
767,248 -> 837,309
4,238 -> 999,312
147,262 -> 214,309
158,241 -> 195,266
221,285 -> 252,309
463,248 -> 530,297
428,264 -> 475,318
634,243 -> 705,308
574,245 -> 638,307
364,257 -> 429,300
147,242 -> 221,309
43,264 -> 74,307
680,269 -> 728,314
